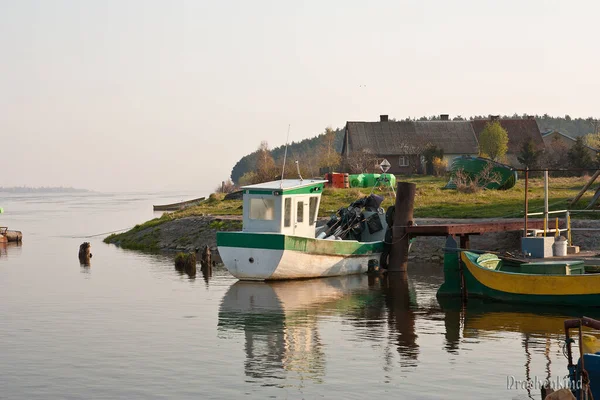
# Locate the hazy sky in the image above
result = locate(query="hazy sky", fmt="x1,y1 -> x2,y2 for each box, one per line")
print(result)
1,0 -> 599,192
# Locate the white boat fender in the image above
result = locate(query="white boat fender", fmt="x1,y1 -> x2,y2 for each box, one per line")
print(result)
317,231 -> 327,239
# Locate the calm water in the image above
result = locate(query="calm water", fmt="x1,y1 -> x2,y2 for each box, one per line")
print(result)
0,192 -> 596,400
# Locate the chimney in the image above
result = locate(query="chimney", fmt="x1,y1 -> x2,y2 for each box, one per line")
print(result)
490,115 -> 500,121
380,115 -> 388,122
440,114 -> 449,121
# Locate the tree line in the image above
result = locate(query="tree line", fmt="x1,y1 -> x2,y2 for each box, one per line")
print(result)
225,114 -> 599,187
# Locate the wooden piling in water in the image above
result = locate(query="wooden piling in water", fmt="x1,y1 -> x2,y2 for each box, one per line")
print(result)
388,182 -> 416,273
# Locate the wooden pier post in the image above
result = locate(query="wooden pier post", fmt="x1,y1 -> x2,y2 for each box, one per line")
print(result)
388,182 -> 416,272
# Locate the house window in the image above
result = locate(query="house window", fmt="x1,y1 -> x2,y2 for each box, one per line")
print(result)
309,197 -> 318,226
297,201 -> 304,223
249,197 -> 275,220
399,156 -> 409,167
284,198 -> 291,227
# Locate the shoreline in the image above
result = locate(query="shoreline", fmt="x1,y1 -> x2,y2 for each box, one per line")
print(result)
104,215 -> 600,263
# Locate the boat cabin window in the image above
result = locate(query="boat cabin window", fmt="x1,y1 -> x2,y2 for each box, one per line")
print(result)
284,198 -> 291,227
297,201 -> 304,223
249,197 -> 275,220
309,197 -> 318,226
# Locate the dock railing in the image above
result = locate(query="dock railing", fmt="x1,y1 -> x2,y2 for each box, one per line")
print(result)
526,209 -> 600,246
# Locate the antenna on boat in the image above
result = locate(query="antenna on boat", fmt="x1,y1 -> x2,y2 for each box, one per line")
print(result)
280,124 -> 291,189
295,160 -> 303,181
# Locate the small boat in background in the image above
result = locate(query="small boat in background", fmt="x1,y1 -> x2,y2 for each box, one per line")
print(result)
0,227 -> 22,243
444,156 -> 518,190
153,197 -> 206,211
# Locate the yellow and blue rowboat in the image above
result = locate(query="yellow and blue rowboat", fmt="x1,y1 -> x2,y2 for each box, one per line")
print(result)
438,250 -> 600,306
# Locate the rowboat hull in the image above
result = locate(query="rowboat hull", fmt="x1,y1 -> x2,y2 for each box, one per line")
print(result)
445,156 -> 518,190
153,197 -> 205,211
217,232 -> 384,281
438,250 -> 600,306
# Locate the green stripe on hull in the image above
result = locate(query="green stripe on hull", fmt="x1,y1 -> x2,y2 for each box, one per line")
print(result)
217,232 -> 384,256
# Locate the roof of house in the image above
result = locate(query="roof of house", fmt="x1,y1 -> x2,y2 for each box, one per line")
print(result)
542,130 -> 599,152
471,118 -> 544,154
342,120 -> 479,155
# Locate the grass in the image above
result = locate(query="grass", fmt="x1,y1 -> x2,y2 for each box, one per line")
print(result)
189,176 -> 598,219
105,175 -> 600,249
104,226 -> 161,251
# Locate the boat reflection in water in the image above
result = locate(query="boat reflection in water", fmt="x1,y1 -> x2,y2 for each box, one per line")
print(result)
439,297 -> 600,398
218,263 -> 600,395
217,273 -> 419,384
0,242 -> 22,258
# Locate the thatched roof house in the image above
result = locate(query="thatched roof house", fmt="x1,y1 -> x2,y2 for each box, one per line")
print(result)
341,115 -> 479,174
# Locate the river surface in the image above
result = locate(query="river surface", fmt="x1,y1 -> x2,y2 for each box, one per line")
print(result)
0,192 -> 597,400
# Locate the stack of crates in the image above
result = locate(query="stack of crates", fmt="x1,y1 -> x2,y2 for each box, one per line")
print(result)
324,173 -> 349,188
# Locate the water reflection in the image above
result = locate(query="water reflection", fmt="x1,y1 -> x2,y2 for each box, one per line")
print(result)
438,297 -> 600,397
218,273 -> 422,384
201,264 -> 212,285
218,277 -> 353,382
0,242 -> 22,258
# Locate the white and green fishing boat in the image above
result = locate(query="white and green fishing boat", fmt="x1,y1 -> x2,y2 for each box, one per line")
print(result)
217,179 -> 389,281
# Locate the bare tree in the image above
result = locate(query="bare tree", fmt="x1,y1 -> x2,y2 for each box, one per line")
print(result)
345,149 -> 378,174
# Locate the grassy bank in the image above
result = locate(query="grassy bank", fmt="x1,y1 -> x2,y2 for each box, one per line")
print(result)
170,176 -> 598,219
104,175 -> 599,250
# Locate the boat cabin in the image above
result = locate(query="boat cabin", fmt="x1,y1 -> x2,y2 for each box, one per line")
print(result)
240,179 -> 327,238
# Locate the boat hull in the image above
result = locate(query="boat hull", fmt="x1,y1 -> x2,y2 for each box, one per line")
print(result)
153,197 -> 205,211
438,250 -> 600,306
217,232 -> 384,281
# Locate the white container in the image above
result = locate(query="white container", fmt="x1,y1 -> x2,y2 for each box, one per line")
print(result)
553,238 -> 567,257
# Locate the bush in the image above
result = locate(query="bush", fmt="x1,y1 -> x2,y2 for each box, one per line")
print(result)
432,157 -> 448,176
239,171 -> 258,186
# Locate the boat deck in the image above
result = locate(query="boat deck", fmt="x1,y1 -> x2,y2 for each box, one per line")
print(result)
528,251 -> 600,267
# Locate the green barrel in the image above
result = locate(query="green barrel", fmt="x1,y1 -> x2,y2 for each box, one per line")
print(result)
349,174 -> 365,188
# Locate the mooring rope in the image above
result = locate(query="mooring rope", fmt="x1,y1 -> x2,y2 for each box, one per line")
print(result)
78,227 -> 132,238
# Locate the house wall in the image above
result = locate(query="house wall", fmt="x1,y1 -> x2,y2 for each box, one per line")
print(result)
379,154 -> 421,175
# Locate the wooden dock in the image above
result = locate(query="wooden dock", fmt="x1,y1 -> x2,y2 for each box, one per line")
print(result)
388,181 -> 547,272
407,220 -> 545,249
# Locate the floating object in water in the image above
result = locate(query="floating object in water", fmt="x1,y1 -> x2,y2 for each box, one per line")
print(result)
78,242 -> 92,265
0,227 -> 22,243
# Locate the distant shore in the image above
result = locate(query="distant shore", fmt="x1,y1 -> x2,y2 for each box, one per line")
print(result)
0,186 -> 90,193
